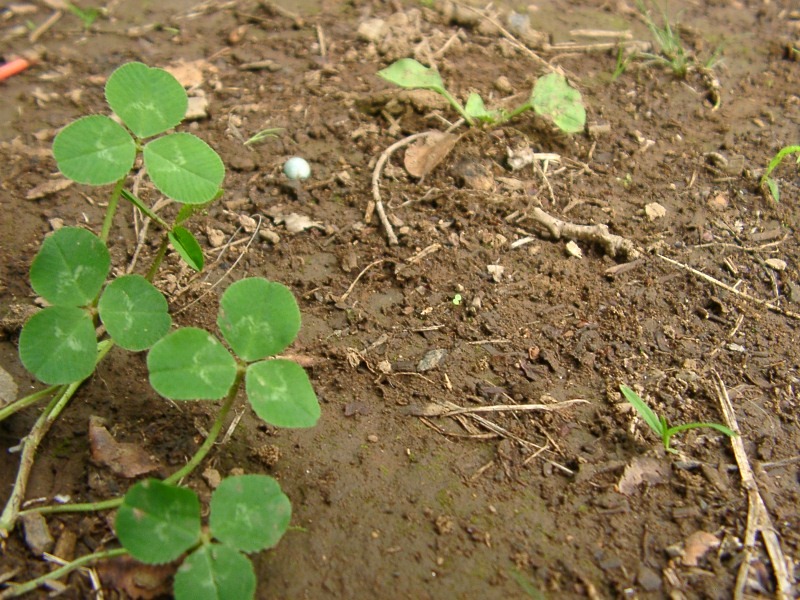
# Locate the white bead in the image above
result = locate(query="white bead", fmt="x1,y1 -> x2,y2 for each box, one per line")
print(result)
283,157 -> 311,180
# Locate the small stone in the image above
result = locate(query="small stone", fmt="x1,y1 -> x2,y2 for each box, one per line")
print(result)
239,214 -> 257,233
645,202 -> 667,221
259,229 -> 280,244
206,227 -> 225,248
21,513 -> 54,555
185,92 -> 209,120
357,18 -> 387,42
637,565 -> 662,592
487,264 -> 505,282
765,258 -> 787,271
202,467 -> 221,489
48,217 -> 64,230
565,240 -> 583,258
367,434 -> 379,443
0,365 -> 18,408
417,349 -> 447,372
494,75 -> 513,94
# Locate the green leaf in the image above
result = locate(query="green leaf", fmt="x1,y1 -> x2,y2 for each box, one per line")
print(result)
30,227 -> 110,306
619,384 -> 664,436
105,62 -> 188,139
169,226 -> 204,271
209,475 -> 291,553
377,58 -> 445,92
246,359 -> 320,428
174,544 -> 255,600
765,177 -> 780,202
464,93 -> 498,122
531,73 -> 586,134
53,115 -> 136,185
98,275 -> 172,351
667,421 -> 738,439
144,133 -> 225,204
148,328 -> 237,400
217,279 -> 300,362
116,479 -> 201,565
18,306 -> 97,384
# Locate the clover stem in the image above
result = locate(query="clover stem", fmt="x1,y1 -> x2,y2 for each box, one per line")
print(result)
99,177 -> 126,244
439,88 -> 474,126
165,367 -> 246,485
17,364 -> 244,521
0,547 -> 128,598
0,384 -> 60,423
0,341 -> 114,536
503,101 -> 533,123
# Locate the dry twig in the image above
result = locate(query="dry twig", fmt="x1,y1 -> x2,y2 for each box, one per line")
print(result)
657,254 -> 800,320
711,371 -> 794,599
527,207 -> 640,259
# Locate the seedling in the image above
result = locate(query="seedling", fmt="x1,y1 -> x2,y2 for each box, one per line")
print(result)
635,0 -> 690,78
377,58 -> 586,133
1,62 -> 320,599
244,127 -> 285,146
619,384 -> 736,454
65,2 -> 102,30
761,145 -> 800,202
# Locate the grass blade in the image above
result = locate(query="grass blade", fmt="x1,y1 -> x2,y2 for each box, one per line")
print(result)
619,384 -> 664,435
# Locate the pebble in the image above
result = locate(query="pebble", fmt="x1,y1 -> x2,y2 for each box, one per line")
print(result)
637,565 -> 662,592
417,349 -> 447,372
21,513 -> 53,555
0,365 -> 18,407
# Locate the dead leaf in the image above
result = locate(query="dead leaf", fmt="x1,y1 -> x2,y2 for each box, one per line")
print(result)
97,555 -> 176,599
165,59 -> 208,88
26,178 -> 73,200
682,531 -> 720,567
88,416 -> 160,478
617,457 -> 670,496
282,213 -> 323,233
404,131 -> 460,179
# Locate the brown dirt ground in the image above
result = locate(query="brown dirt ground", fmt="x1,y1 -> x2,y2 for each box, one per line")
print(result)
2,0 -> 800,598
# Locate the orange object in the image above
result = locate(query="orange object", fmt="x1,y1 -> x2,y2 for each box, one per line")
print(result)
0,58 -> 31,82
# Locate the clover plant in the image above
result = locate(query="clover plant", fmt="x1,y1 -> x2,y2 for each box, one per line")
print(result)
619,384 -> 736,454
1,62 -> 319,600
377,58 -> 586,133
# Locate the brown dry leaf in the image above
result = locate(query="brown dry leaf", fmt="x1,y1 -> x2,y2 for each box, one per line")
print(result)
165,59 -> 208,88
617,457 -> 670,496
97,555 -> 176,599
88,416 -> 160,478
404,131 -> 460,179
682,531 -> 720,567
26,178 -> 73,200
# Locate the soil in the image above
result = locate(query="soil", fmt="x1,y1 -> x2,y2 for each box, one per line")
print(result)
1,0 -> 800,598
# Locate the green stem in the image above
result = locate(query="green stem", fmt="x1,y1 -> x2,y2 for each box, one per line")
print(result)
438,88 -> 474,126
20,368 -> 245,517
0,547 -> 128,598
165,368 -> 244,485
0,384 -> 60,423
19,496 -> 123,518
145,236 -> 170,282
503,101 -> 533,123
99,178 -> 126,244
0,341 -> 114,536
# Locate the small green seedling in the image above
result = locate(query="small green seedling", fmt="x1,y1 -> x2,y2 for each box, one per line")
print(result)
65,2 -> 102,30
244,127 -> 285,146
377,58 -> 586,133
619,384 -> 736,454
761,145 -> 800,202
635,0 -> 690,78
